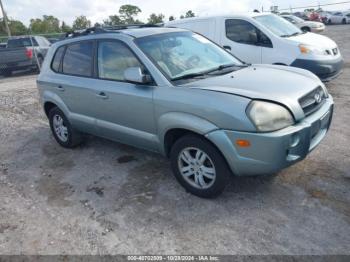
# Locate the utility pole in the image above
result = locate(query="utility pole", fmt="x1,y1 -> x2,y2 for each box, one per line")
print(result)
0,0 -> 11,37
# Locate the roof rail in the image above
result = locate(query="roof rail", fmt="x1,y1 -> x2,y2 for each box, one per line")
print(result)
65,24 -> 162,38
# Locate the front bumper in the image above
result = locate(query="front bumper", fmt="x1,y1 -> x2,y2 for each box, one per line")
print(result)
290,56 -> 344,81
311,27 -> 325,33
206,97 -> 334,176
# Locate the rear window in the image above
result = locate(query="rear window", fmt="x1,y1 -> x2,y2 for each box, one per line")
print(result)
62,41 -> 93,77
51,46 -> 65,72
7,37 -> 38,48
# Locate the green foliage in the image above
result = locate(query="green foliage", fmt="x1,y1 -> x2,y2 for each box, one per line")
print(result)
185,10 -> 195,18
119,4 -> 141,24
169,16 -> 175,21
30,15 -> 60,33
72,15 -> 91,30
103,15 -> 124,26
147,13 -> 165,24
0,18 -> 27,35
61,21 -> 72,33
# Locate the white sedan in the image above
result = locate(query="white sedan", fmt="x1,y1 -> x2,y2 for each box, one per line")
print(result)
282,15 -> 325,33
327,11 -> 349,24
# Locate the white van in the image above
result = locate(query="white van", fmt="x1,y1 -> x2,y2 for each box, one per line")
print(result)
165,13 -> 344,81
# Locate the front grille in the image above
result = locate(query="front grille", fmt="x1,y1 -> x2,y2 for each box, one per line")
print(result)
299,86 -> 326,116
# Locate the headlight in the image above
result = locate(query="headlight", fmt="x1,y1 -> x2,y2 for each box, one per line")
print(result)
299,44 -> 327,55
247,101 -> 294,132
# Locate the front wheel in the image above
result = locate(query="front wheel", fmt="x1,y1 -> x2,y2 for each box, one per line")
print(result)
342,18 -> 347,24
170,135 -> 231,198
301,27 -> 311,32
48,107 -> 83,148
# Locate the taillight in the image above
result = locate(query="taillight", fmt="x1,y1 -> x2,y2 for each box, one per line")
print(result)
25,48 -> 33,59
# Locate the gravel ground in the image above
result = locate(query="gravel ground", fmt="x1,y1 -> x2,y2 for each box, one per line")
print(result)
0,25 -> 349,255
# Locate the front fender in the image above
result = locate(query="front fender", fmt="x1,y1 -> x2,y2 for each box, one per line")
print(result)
157,112 -> 219,154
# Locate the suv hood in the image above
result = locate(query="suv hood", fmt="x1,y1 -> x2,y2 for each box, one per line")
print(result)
184,64 -> 324,120
287,32 -> 337,48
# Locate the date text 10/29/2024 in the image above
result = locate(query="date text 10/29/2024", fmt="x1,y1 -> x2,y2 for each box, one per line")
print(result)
127,255 -> 220,261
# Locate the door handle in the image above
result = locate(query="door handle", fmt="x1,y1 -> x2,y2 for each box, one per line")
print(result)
56,85 -> 65,91
96,91 -> 108,99
223,45 -> 232,51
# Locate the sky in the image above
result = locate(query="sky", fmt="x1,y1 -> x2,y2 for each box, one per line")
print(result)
2,0 -> 350,26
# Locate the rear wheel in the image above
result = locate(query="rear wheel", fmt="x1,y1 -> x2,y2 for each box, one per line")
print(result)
170,135 -> 231,198
328,19 -> 332,24
342,18 -> 347,24
48,107 -> 83,148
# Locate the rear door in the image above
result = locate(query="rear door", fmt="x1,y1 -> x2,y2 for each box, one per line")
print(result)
53,40 -> 98,133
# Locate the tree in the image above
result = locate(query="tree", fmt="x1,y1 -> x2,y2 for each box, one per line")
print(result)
72,15 -> 91,30
169,16 -> 175,21
0,18 -> 27,35
185,10 -> 195,18
180,15 -> 185,19
148,13 -> 165,24
103,15 -> 124,26
119,4 -> 141,24
61,21 -> 71,32
29,15 -> 60,34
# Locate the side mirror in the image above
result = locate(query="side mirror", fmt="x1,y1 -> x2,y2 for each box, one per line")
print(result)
124,67 -> 152,84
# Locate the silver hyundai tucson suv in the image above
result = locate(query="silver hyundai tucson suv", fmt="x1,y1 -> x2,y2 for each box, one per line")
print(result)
37,25 -> 334,198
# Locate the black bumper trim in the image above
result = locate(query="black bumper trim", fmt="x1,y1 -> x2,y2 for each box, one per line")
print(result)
290,57 -> 344,81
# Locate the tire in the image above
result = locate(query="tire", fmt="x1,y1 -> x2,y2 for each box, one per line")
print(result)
170,135 -> 231,198
301,27 -> 311,32
48,107 -> 83,148
328,19 -> 332,25
342,18 -> 347,24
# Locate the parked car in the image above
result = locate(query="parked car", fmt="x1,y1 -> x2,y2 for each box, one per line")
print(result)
294,12 -> 310,21
0,35 -> 50,76
0,42 -> 6,48
282,15 -> 325,32
38,26 -> 334,198
327,11 -> 348,24
165,13 -> 343,81
345,12 -> 350,23
308,12 -> 322,22
47,37 -> 60,44
319,11 -> 334,24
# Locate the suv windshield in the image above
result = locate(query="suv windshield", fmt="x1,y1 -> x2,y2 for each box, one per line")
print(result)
255,14 -> 302,37
135,31 -> 242,81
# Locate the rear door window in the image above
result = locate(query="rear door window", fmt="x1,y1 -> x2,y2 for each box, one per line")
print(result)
51,46 -> 65,72
62,41 -> 93,77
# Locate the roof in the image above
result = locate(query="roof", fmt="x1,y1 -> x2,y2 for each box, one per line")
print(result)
165,12 -> 272,25
120,27 -> 187,38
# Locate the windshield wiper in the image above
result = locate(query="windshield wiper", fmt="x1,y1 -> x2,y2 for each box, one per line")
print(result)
281,32 -> 301,38
171,64 -> 248,81
206,63 -> 249,75
171,72 -> 207,81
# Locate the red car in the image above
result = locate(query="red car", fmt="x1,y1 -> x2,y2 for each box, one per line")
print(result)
308,12 -> 322,22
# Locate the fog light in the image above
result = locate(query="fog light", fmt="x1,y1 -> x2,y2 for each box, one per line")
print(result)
290,134 -> 300,148
236,139 -> 251,147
